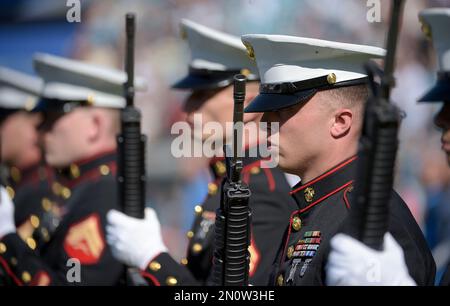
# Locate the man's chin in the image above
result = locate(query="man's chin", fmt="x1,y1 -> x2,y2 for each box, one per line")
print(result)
45,154 -> 68,169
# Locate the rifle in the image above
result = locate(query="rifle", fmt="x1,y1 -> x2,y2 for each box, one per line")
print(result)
351,0 -> 404,250
211,75 -> 252,285
117,13 -> 147,285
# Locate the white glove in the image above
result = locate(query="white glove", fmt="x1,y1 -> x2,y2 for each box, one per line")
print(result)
106,208 -> 168,270
326,233 -> 416,286
0,186 -> 15,239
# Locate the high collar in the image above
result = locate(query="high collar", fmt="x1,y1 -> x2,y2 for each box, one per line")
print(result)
57,150 -> 117,188
290,156 -> 357,212
6,162 -> 50,188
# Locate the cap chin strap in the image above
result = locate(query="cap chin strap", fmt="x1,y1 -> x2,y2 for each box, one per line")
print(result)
260,75 -> 368,94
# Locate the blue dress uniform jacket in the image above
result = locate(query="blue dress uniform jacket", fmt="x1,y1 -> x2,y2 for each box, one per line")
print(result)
272,156 -> 436,286
0,152 -> 124,285
0,163 -> 57,285
141,153 -> 298,286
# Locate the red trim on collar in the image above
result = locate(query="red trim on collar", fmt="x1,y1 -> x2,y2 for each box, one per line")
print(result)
71,149 -> 117,168
343,185 -> 353,210
65,161 -> 116,189
0,256 -> 23,286
290,156 -> 357,195
297,180 -> 354,214
280,180 -> 354,265
262,168 -> 275,191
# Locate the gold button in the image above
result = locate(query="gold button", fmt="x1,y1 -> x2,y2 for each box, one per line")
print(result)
41,198 -> 52,211
10,167 -> 21,183
26,238 -> 37,250
61,187 -> 71,199
277,274 -> 284,286
22,271 -> 31,283
180,25 -> 187,39
186,231 -> 194,239
0,242 -> 6,254
304,187 -> 315,203
166,276 -> 177,286
70,164 -> 80,179
194,205 -> 203,216
41,228 -> 50,242
99,165 -> 110,176
181,258 -> 188,265
30,215 -> 40,229
243,41 -> 255,60
287,245 -> 294,259
250,167 -> 260,175
215,161 -> 226,175
10,257 -> 17,266
419,17 -> 432,39
240,68 -> 251,77
6,186 -> 15,199
192,243 -> 202,253
24,97 -> 37,111
327,73 -> 337,84
52,182 -> 62,195
292,216 -> 302,231
87,94 -> 95,106
208,183 -> 218,195
148,261 -> 161,272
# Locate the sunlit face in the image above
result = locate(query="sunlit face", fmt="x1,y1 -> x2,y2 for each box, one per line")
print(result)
434,103 -> 450,165
183,86 -> 234,142
262,92 -> 333,175
43,108 -> 93,168
0,111 -> 42,168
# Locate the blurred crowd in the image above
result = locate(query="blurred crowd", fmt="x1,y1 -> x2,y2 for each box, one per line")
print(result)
1,0 -> 450,282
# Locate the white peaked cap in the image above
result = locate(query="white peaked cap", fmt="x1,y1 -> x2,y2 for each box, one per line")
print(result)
0,67 -> 42,111
418,8 -> 450,102
241,34 -> 385,112
172,19 -> 258,90
33,53 -> 147,110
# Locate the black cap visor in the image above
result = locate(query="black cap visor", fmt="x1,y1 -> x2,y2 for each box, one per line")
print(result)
245,76 -> 368,113
418,72 -> 450,103
172,67 -> 243,91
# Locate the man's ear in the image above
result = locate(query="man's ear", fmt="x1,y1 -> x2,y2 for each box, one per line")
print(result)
330,109 -> 353,138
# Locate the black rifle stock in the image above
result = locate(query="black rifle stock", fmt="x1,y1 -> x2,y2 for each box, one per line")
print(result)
117,13 -> 147,285
211,75 -> 252,286
351,0 -> 404,250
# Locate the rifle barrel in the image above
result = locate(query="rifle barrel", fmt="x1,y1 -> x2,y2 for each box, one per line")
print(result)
125,13 -> 135,107
381,0 -> 404,99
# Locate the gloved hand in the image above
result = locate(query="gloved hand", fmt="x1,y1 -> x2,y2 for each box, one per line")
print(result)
106,207 -> 168,270
0,186 -> 16,239
326,233 -> 416,286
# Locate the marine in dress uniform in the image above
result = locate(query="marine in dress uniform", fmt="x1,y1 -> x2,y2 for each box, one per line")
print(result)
0,53 -> 146,285
418,8 -> 450,286
241,34 -> 436,286
0,67 -> 60,286
106,20 -> 299,286
0,67 -> 58,252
